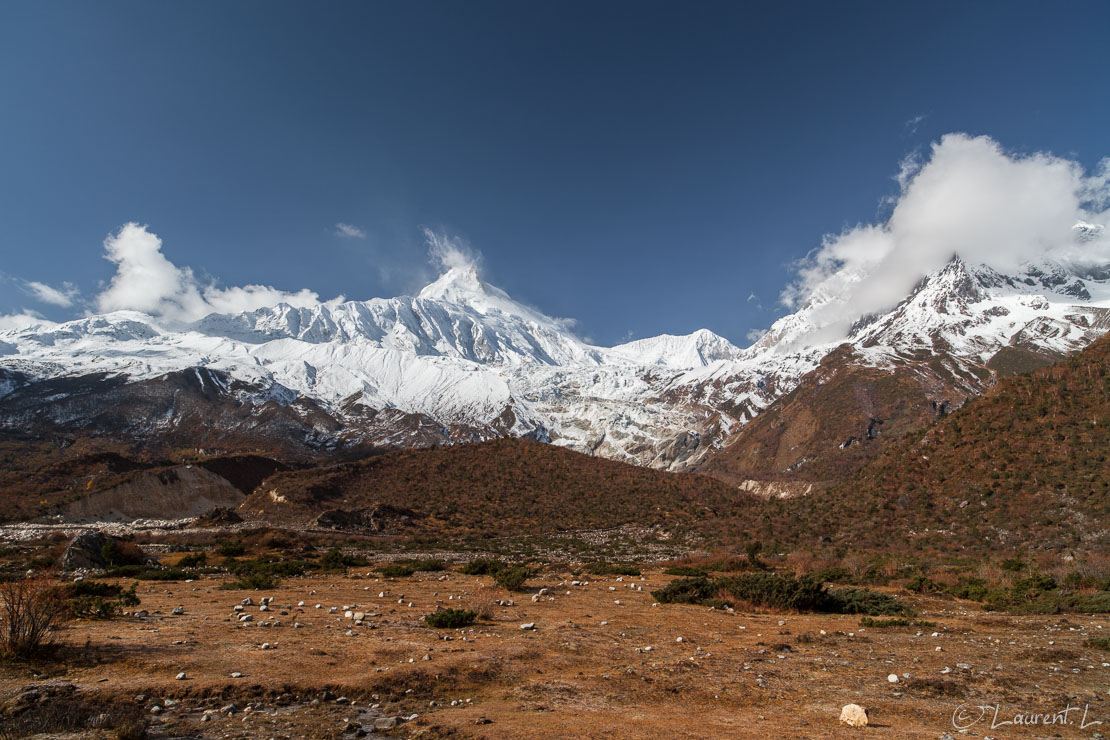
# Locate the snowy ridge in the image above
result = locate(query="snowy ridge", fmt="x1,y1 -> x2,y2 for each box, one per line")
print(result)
3,255 -> 1110,469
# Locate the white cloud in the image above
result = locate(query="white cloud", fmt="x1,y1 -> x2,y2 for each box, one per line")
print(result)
423,228 -> 482,273
0,311 -> 56,332
95,223 -> 341,323
746,328 -> 768,343
905,113 -> 927,135
24,280 -> 79,307
777,133 -> 1110,348
335,222 -> 366,239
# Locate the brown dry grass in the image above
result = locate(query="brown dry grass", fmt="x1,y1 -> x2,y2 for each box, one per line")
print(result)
0,568 -> 1106,739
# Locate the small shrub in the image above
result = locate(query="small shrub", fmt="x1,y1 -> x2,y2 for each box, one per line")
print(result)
859,616 -> 937,628
219,571 -> 279,590
586,562 -> 641,576
904,575 -> 940,593
100,540 -> 146,567
400,558 -> 446,572
946,576 -> 989,601
1,576 -> 70,658
424,608 -> 477,629
745,541 -> 764,568
810,567 -> 853,584
1000,556 -> 1027,572
62,582 -> 139,619
460,558 -> 503,576
493,565 -> 530,591
663,565 -> 709,577
1088,637 -> 1110,651
177,553 -> 207,568
103,565 -> 186,581
718,573 -> 827,612
215,540 -> 246,557
826,587 -> 912,616
378,564 -> 416,578
652,577 -> 722,605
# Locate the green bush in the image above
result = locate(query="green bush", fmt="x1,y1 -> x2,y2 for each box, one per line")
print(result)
103,565 -> 186,581
100,540 -> 146,567
718,573 -> 828,612
586,562 -> 641,576
826,587 -> 912,616
215,540 -> 246,557
652,577 -> 718,605
378,558 -> 445,575
424,608 -> 477,629
220,571 -> 279,590
493,565 -> 530,591
177,553 -> 207,568
228,558 -> 315,578
859,616 -> 937,629
61,582 -> 139,618
904,575 -> 940,593
653,574 -> 910,616
459,558 -> 504,576
1088,637 -> 1110,651
945,576 -> 989,601
663,565 -> 710,577
810,567 -> 853,584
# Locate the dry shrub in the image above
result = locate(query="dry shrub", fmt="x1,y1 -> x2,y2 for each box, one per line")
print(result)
786,550 -> 817,577
842,553 -> 870,580
1,575 -> 71,658
459,584 -> 500,620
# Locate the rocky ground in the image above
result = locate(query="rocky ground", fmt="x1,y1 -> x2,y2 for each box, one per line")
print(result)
2,567 -> 1108,739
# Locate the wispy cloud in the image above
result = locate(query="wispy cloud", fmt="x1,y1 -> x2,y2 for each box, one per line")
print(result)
746,328 -> 768,343
423,228 -> 482,273
905,113 -> 927,135
334,222 -> 366,239
23,280 -> 79,308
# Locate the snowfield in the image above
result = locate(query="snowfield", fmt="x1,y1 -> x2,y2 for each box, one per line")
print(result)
3,255 -> 1110,469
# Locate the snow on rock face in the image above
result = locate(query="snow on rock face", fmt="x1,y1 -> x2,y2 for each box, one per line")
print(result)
610,329 -> 744,368
3,257 -> 1110,470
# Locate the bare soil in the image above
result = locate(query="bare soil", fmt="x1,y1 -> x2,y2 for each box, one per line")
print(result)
2,569 -> 1107,739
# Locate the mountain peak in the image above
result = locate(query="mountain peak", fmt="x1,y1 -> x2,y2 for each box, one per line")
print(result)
417,265 -> 486,302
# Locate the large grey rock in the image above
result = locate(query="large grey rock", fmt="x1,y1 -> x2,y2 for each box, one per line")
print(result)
60,532 -> 110,570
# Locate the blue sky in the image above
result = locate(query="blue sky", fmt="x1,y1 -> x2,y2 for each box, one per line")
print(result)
1,1 -> 1109,345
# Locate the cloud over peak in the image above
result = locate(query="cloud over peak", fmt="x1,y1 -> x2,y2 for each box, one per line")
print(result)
775,133 -> 1110,348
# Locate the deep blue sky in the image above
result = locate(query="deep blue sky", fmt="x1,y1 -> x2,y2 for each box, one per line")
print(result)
1,1 -> 1108,345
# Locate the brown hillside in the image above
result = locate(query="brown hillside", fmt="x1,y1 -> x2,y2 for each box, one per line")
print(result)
697,345 -> 964,491
766,333 -> 1110,553
244,437 -> 760,539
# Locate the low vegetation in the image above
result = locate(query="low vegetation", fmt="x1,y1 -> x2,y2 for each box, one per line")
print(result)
652,573 -> 911,615
424,608 -> 477,629
0,576 -> 70,658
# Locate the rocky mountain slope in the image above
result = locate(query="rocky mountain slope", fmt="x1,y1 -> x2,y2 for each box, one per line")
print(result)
751,331 -> 1110,553
2,244 -> 1110,483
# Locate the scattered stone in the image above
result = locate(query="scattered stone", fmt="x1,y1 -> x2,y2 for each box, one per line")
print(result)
520,623 -> 536,631
230,672 -> 244,679
175,672 -> 187,680
839,704 -> 868,727
171,606 -> 184,615
887,674 -> 899,683
374,717 -> 398,730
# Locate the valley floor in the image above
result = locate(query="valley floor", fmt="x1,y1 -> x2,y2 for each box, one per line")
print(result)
2,568 -> 1107,738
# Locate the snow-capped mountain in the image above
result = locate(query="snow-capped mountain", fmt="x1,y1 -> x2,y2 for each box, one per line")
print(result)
3,252 -> 1110,472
